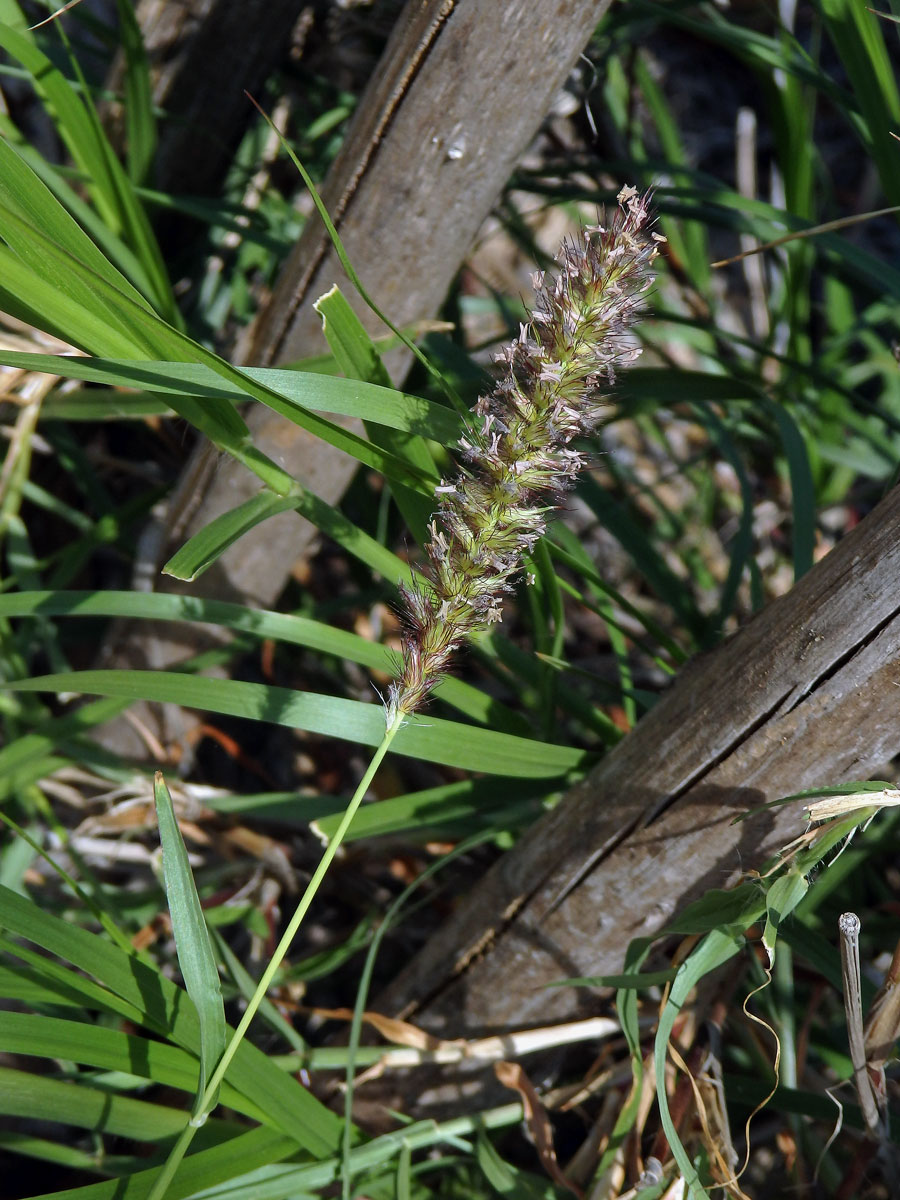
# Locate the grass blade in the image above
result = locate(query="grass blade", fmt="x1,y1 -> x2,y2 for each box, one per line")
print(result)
153,771 -> 226,1114
5,670 -> 590,778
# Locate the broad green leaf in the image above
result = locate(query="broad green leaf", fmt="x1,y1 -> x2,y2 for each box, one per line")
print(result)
154,772 -> 226,1111
4,671 -> 589,778
762,872 -> 809,967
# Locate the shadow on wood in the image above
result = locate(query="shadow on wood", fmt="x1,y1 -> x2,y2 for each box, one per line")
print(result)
374,484 -> 900,1052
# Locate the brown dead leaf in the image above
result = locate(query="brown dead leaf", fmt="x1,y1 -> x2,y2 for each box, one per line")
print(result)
494,1060 -> 582,1198
308,1006 -> 451,1051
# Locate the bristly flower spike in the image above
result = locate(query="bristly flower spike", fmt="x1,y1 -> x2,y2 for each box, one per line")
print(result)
386,185 -> 664,724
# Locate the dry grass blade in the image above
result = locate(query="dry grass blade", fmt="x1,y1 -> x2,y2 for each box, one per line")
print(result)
710,205 -> 900,268
838,912 -> 883,1138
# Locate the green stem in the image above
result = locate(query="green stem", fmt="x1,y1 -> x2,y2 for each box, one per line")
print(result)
146,711 -> 404,1200
145,1119 -> 195,1200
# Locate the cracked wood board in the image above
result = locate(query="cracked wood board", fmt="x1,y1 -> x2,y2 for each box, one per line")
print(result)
375,483 -> 900,1037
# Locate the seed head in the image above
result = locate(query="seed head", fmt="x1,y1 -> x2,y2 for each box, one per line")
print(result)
386,186 -> 663,724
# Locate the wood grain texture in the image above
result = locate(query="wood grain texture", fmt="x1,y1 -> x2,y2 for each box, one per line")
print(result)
375,484 -> 900,1037
247,0 -> 613,367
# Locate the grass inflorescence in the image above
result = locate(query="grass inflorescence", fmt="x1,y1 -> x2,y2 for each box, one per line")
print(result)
388,187 -> 664,721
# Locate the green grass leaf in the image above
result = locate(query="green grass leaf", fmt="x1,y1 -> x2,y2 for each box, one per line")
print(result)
0,589 -> 507,726
315,284 -> 440,543
22,1124 -> 298,1200
4,670 -> 589,778
0,18 -> 176,319
0,1065 -> 239,1150
655,930 -> 745,1198
0,352 -> 461,444
162,493 -> 307,582
113,0 -> 156,185
0,885 -> 344,1152
153,771 -> 226,1113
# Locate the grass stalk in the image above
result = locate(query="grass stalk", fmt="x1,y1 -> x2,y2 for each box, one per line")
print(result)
145,710 -> 404,1200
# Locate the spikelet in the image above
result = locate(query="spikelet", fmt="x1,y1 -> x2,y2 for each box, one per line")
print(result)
386,186 -> 663,723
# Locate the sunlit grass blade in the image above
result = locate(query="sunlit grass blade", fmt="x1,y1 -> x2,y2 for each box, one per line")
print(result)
153,771 -> 226,1114
0,208 -> 441,493
5,670 -> 590,778
0,589 -> 512,726
0,134 -> 153,311
316,284 -> 439,543
0,108 -> 163,305
0,884 -> 345,1150
0,17 -> 176,320
162,493 -> 307,582
0,351 -> 460,442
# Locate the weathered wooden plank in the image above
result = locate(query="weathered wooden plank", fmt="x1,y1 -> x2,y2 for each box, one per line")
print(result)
376,483 -> 900,1036
246,0 -> 613,366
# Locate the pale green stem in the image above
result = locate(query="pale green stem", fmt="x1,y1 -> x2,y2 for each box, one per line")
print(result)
146,712 -> 404,1200
144,1119 -> 196,1200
